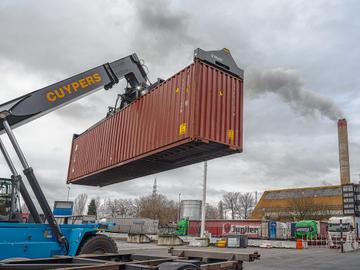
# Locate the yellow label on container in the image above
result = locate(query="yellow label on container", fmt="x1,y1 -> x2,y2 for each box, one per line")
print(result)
223,48 -> 230,53
185,87 -> 189,93
228,129 -> 234,141
176,87 -> 180,93
179,123 -> 187,135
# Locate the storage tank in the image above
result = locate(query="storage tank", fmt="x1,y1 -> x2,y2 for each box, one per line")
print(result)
180,200 -> 202,220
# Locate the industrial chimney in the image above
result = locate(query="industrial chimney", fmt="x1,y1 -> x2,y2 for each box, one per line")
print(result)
338,119 -> 351,185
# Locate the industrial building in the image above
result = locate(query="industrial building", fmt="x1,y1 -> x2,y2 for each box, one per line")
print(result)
251,119 -> 354,222
250,185 -> 343,221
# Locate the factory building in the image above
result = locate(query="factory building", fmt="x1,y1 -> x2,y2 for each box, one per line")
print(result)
251,185 -> 343,221
251,119 -> 354,222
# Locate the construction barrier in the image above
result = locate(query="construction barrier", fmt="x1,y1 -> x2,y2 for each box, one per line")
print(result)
296,239 -> 303,249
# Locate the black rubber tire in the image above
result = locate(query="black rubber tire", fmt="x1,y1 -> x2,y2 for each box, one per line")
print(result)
77,234 -> 118,255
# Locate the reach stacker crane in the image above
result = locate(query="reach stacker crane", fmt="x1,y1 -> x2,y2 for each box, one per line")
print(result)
0,53 -> 151,259
0,48 -> 240,260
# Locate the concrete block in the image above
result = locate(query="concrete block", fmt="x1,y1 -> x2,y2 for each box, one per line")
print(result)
127,233 -> 151,243
157,235 -> 184,246
248,239 -> 298,249
189,237 -> 210,247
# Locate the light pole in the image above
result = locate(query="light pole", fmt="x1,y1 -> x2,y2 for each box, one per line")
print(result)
178,193 -> 181,222
200,161 -> 207,238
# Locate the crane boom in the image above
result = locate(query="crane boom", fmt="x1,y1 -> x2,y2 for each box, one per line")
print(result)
0,53 -> 149,133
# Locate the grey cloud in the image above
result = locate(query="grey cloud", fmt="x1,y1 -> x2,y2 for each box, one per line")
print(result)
246,68 -> 343,121
55,103 -> 98,120
129,0 -> 199,78
0,1 -> 145,75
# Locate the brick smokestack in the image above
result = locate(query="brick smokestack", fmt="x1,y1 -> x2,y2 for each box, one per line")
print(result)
338,119 -> 350,185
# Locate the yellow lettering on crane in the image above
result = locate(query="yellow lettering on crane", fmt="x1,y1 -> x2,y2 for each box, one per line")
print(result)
46,92 -> 57,102
54,89 -> 65,98
85,75 -> 95,85
45,73 -> 103,103
71,82 -> 80,91
63,84 -> 72,94
93,73 -> 102,82
79,79 -> 88,88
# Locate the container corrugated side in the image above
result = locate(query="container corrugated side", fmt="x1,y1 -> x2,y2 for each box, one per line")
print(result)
106,218 -> 159,234
67,60 -> 243,186
187,220 -> 264,239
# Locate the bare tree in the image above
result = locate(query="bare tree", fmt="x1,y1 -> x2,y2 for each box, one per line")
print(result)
104,198 -> 136,218
137,194 -> 178,225
205,203 -> 218,219
94,197 -> 102,219
289,194 -> 333,221
222,192 -> 240,219
73,193 -> 88,216
289,195 -> 315,220
123,199 -> 137,217
105,198 -> 118,217
115,199 -> 136,217
96,199 -> 108,219
239,192 -> 255,219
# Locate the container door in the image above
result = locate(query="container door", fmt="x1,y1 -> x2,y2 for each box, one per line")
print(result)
291,223 -> 296,238
261,221 -> 269,239
269,221 -> 276,240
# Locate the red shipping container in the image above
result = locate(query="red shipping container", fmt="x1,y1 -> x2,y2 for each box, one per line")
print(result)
317,221 -> 328,238
67,58 -> 243,186
188,220 -> 267,239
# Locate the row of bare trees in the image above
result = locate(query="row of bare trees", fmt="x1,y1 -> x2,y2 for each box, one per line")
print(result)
71,191 -> 257,224
221,192 -> 256,219
263,195 -> 334,222
72,193 -> 178,225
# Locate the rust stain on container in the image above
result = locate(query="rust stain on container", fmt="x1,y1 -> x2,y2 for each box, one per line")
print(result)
338,118 -> 350,185
67,60 -> 244,186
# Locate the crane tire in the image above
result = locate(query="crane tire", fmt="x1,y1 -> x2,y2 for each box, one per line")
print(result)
77,234 -> 118,255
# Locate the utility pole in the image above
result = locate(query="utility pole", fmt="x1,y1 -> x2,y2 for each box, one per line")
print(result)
178,193 -> 181,222
200,161 -> 207,238
340,218 -> 344,253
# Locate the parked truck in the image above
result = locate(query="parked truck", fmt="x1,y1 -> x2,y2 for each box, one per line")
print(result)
176,218 -> 189,236
328,216 -> 360,247
295,220 -> 328,239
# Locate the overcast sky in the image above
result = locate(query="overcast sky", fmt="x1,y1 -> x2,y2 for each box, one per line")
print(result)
0,0 -> 359,208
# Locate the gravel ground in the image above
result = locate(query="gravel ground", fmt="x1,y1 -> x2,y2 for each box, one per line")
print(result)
115,239 -> 360,270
